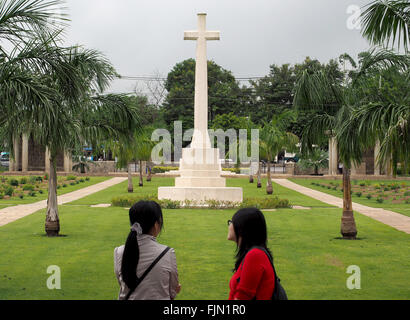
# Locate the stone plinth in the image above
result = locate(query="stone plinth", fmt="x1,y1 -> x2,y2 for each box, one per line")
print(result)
159,146 -> 243,203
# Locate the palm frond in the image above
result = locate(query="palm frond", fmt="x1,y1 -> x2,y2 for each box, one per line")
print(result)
361,0 -> 410,52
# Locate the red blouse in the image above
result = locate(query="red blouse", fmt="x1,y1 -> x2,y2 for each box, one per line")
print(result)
229,248 -> 275,300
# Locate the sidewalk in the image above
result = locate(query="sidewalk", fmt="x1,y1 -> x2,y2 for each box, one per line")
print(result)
0,177 -> 127,227
273,179 -> 410,234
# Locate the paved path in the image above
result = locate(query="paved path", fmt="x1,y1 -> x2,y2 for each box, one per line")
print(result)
273,179 -> 410,234
0,177 -> 127,227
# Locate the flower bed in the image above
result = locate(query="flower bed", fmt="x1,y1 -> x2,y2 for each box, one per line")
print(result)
0,175 -> 91,200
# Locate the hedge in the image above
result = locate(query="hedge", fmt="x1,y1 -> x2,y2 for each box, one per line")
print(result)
112,194 -> 291,210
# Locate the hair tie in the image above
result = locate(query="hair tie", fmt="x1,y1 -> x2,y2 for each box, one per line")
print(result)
131,222 -> 143,235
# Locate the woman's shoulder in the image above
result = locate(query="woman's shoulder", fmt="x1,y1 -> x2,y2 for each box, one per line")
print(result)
114,245 -> 125,258
245,247 -> 270,262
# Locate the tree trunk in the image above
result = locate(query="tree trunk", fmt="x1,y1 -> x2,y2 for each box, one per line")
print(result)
341,167 -> 357,240
249,174 -> 254,183
146,161 -> 152,182
45,156 -> 60,237
139,160 -> 143,187
266,161 -> 273,195
257,162 -> 262,188
314,165 -> 319,175
127,163 -> 133,193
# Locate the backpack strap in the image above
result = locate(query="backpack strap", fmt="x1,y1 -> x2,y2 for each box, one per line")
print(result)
249,246 -> 279,280
124,246 -> 171,300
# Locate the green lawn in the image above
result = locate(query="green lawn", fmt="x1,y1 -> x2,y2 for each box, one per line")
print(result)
0,176 -> 110,206
289,178 -> 410,217
0,177 -> 409,300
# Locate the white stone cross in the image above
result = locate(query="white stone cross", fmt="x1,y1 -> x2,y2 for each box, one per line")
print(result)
184,13 -> 220,149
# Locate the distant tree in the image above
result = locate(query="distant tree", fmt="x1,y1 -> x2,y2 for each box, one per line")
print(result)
72,156 -> 96,174
259,111 -> 299,195
298,148 -> 329,175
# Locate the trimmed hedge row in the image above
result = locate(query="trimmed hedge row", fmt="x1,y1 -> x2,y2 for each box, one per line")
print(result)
151,166 -> 179,173
111,194 -> 291,210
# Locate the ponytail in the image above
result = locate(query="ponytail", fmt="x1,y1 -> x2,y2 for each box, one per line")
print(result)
120,201 -> 164,291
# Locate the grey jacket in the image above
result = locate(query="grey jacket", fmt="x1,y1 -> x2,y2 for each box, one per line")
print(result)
114,234 -> 179,300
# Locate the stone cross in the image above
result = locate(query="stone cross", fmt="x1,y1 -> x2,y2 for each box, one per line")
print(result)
184,13 -> 220,149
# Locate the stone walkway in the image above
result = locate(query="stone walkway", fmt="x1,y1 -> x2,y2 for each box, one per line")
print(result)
0,177 -> 127,227
273,179 -> 410,234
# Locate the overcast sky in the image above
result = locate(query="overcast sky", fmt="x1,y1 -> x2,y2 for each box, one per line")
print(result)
63,0 -> 372,94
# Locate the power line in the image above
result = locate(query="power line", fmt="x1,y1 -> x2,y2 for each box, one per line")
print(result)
117,75 -> 266,82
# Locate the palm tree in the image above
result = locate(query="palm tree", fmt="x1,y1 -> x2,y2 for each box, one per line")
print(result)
72,156 -> 96,174
294,49 -> 409,239
361,0 -> 409,52
1,41 -> 140,237
298,148 -> 329,175
135,128 -> 156,187
259,111 -> 299,195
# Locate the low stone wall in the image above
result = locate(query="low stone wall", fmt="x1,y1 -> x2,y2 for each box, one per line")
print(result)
73,161 -> 116,174
293,164 -> 329,176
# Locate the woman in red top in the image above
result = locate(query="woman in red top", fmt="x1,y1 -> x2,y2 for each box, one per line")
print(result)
227,208 -> 275,300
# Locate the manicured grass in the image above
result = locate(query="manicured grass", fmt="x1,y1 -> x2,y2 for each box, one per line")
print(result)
0,204 -> 409,300
290,178 -> 410,217
0,176 -> 110,206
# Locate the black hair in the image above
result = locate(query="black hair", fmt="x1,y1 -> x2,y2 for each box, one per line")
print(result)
231,207 -> 272,271
121,201 -> 164,290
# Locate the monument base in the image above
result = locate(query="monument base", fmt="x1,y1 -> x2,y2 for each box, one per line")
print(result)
158,187 -> 243,203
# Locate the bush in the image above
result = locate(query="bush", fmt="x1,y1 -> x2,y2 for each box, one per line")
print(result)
57,185 -> 61,189
63,184 -> 68,188
222,168 -> 241,174
0,193 -> 4,199
9,179 -> 19,187
374,184 -> 380,189
85,177 -> 90,181
5,186 -> 14,197
44,173 -> 49,180
152,166 -> 179,174
79,178 -> 85,183
376,197 -> 384,204
404,191 -> 410,197
19,177 -> 27,185
29,176 -> 37,184
384,187 -> 390,192
366,194 -> 372,200
359,183 -> 365,187
23,184 -> 35,191
28,191 -> 36,197
39,190 -> 44,194
36,176 -> 43,182
355,192 -> 362,197
19,194 -> 24,199
67,175 -> 77,181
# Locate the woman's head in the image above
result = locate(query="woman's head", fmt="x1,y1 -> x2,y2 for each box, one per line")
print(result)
228,207 -> 270,270
129,200 -> 163,236
121,201 -> 164,290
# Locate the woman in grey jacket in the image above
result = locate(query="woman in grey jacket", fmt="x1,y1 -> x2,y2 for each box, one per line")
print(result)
114,201 -> 181,300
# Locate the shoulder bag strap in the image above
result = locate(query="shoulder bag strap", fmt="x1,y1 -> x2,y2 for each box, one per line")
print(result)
125,246 -> 171,300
